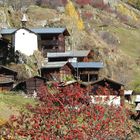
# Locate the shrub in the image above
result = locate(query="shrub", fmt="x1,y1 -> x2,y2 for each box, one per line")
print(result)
76,0 -> 92,6
0,84 -> 132,139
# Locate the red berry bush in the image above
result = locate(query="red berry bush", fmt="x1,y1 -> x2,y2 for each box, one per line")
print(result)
0,84 -> 132,139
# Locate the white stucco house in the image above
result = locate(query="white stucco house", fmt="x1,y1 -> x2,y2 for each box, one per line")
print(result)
0,14 -> 70,56
0,27 -> 69,56
14,28 -> 38,56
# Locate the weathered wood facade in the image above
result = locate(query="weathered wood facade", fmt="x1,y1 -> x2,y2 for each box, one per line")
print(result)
78,69 -> 99,82
0,65 -> 17,91
89,78 -> 124,95
71,62 -> 103,82
39,33 -> 66,57
14,76 -> 47,94
41,62 -> 74,82
89,78 -> 124,106
26,76 -> 46,94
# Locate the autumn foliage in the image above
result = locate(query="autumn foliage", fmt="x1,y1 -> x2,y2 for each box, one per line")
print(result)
0,84 -> 132,139
65,0 -> 85,30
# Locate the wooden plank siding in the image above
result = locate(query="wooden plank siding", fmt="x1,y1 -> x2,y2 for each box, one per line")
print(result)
89,78 -> 125,106
39,34 -> 65,57
77,69 -> 99,82
0,82 -> 14,91
0,66 -> 17,91
41,64 -> 74,82
25,77 -> 46,94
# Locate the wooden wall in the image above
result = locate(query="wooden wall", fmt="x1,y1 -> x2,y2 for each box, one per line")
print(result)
39,34 -> 65,57
0,82 -> 14,91
41,64 -> 73,82
26,77 -> 46,94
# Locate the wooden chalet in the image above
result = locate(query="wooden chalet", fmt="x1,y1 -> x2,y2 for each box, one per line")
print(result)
41,61 -> 75,82
14,76 -> 47,94
36,28 -> 70,56
0,28 -> 70,57
89,77 -> 124,106
71,62 -> 103,82
89,78 -> 124,95
0,65 -> 17,91
47,50 -> 94,62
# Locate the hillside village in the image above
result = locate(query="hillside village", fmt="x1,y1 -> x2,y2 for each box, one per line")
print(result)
0,0 -> 140,139
0,12 -> 140,115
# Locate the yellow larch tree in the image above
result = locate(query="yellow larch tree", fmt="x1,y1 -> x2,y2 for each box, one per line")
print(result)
65,0 -> 85,30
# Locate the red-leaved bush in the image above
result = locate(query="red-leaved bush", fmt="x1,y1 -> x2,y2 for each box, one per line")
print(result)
76,0 -> 92,6
0,83 -> 132,139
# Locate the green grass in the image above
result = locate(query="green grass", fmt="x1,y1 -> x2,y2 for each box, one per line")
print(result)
108,27 -> 140,58
0,92 -> 37,108
0,92 -> 37,122
97,26 -> 140,90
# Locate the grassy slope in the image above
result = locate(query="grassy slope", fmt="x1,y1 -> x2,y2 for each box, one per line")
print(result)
0,92 -> 36,125
98,25 -> 140,90
109,27 -> 140,58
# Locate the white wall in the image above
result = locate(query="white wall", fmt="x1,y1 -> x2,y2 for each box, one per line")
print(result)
90,95 -> 121,106
15,29 -> 38,56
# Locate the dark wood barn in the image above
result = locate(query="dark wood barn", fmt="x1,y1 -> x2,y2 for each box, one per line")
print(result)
14,76 -> 47,94
71,62 -> 103,82
0,65 -> 17,91
36,28 -> 70,57
89,78 -> 124,96
89,77 -> 125,106
41,62 -> 75,82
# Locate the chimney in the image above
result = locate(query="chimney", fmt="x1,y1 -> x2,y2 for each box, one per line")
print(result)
21,14 -> 28,27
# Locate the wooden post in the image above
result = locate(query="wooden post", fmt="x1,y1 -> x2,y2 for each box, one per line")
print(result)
88,73 -> 90,83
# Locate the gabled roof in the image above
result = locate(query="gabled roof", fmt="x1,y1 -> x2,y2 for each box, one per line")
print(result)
0,65 -> 17,75
27,76 -> 47,81
31,28 -> 70,35
0,28 -> 70,36
14,27 -> 37,35
0,28 -> 16,34
90,77 -> 124,86
0,78 -> 14,84
41,61 -> 74,69
47,50 -> 91,58
59,80 -> 78,87
71,62 -> 104,69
